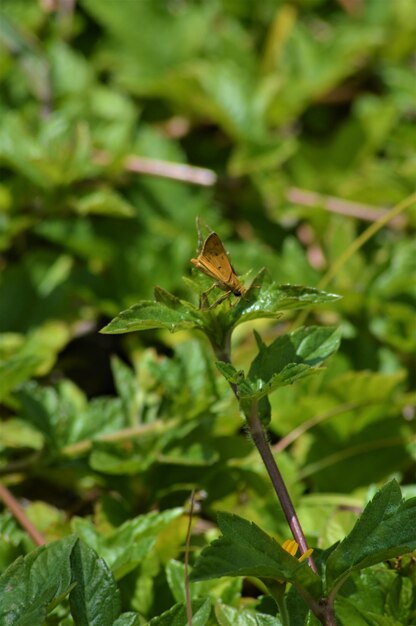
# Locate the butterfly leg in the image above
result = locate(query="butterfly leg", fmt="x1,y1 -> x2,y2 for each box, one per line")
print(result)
209,290 -> 233,309
199,282 -> 217,308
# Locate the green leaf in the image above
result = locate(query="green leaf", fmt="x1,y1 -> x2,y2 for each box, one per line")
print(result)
0,114 -> 51,188
72,188 -> 136,218
166,559 -> 204,605
100,289 -> 204,335
113,614 -> 142,626
0,354 -> 41,403
101,272 -> 339,345
0,322 -> 71,402
229,269 -> 340,328
215,601 -> 283,625
158,441 -> 219,466
247,326 -> 341,395
147,599 -> 211,626
0,535 -> 77,626
16,380 -> 125,451
72,508 -> 182,580
336,566 -> 415,626
326,481 -> 416,590
110,355 -> 140,425
69,539 -> 121,626
217,327 -> 340,405
89,443 -> 158,475
190,512 -> 322,600
215,361 -> 245,385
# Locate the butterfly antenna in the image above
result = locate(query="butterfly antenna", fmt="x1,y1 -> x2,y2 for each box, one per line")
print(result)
195,216 -> 215,253
195,217 -> 204,253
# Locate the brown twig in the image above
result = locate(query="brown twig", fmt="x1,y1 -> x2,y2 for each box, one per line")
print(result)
94,151 -> 217,187
287,187 -> 406,229
0,483 -> 46,546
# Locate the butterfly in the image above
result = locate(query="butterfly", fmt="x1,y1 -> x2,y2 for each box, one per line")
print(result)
191,231 -> 246,306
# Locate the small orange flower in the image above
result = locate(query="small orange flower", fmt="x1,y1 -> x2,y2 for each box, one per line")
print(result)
281,539 -> 313,563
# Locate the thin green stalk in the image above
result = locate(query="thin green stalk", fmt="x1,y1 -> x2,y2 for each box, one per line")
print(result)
265,581 -> 291,626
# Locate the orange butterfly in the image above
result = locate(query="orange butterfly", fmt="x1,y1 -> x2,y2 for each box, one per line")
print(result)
191,231 -> 246,306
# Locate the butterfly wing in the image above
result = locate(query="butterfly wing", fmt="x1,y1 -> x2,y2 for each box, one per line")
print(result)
200,233 -> 235,283
191,232 -> 246,296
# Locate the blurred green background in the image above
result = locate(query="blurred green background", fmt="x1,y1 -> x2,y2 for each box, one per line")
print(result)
0,0 -> 415,620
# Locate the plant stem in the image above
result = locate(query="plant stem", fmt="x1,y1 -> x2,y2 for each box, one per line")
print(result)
212,333 -> 343,623
215,333 -> 317,574
246,400 -> 318,574
0,483 -> 46,546
265,581 -> 291,626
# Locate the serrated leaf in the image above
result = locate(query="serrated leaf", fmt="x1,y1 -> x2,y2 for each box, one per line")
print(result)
244,326 -> 340,399
229,269 -> 340,328
16,380 -> 125,451
100,296 -> 204,335
190,512 -> 322,599
249,326 -> 341,380
326,481 -> 416,590
216,327 -> 340,406
215,361 -> 245,385
0,535 -> 77,626
69,540 -> 121,626
72,508 -> 182,580
101,271 -> 340,344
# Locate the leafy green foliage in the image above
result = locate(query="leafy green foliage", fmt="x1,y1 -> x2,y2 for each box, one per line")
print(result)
102,272 -> 340,361
190,487 -> 416,619
1,0 -> 415,623
0,536 -> 145,625
69,540 -> 121,626
0,536 -> 77,625
326,481 -> 416,590
218,326 -> 340,401
190,513 -> 322,600
336,564 -> 416,626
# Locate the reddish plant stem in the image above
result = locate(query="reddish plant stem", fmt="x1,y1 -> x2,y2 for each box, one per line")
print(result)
0,483 -> 46,546
215,335 -> 317,574
213,336 -> 340,622
245,401 -> 318,574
